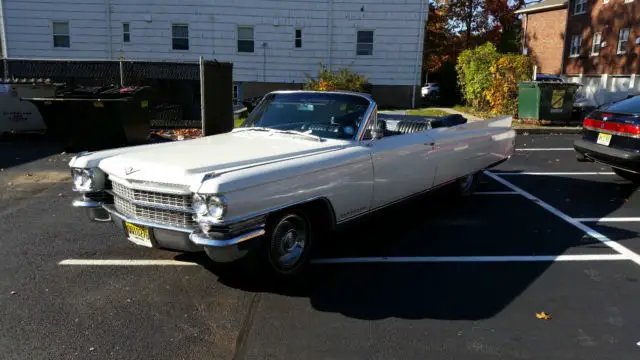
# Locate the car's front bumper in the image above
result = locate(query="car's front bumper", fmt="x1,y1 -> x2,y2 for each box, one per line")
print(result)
574,139 -> 640,173
72,198 -> 265,262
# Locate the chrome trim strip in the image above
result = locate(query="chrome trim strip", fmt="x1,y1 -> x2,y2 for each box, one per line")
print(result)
108,175 -> 192,195
583,125 -> 640,139
205,196 -> 331,226
335,178 -> 459,225
106,190 -> 194,214
72,198 -> 103,208
355,104 -> 377,142
102,204 -> 195,233
189,229 -> 266,247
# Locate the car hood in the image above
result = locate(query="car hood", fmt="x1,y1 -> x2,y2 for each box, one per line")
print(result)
97,131 -> 347,186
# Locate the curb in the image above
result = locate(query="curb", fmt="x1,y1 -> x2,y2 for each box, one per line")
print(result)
514,127 -> 583,135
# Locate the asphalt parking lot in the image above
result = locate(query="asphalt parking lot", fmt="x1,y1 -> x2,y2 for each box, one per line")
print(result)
2,133 -> 640,360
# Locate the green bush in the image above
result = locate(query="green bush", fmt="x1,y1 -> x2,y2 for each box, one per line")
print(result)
303,63 -> 371,93
456,42 -> 501,111
456,42 -> 533,116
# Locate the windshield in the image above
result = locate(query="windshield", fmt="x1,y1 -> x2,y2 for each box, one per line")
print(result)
238,92 -> 371,140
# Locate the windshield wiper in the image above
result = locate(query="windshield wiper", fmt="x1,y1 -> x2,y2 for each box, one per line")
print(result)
231,127 -> 272,133
268,129 -> 323,142
232,127 -> 323,141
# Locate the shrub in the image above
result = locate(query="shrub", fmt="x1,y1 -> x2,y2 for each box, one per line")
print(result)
456,42 -> 534,116
456,42 -> 501,111
484,54 -> 533,116
304,63 -> 370,92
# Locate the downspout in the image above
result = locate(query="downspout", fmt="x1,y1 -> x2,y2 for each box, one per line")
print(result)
0,0 -> 8,60
106,0 -> 113,59
559,7 -> 569,76
522,14 -> 527,54
327,0 -> 334,70
412,0 -> 427,108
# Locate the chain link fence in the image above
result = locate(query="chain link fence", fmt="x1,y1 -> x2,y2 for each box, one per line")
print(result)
0,58 -> 239,141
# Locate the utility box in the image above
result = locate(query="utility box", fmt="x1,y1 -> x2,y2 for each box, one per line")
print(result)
518,81 -> 581,122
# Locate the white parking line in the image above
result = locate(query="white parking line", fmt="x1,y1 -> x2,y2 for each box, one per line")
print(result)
59,255 -> 630,267
484,170 -> 640,266
312,254 -> 628,264
516,148 -> 574,151
496,172 -> 615,176
473,191 -> 519,195
58,259 -> 200,266
575,217 -> 640,223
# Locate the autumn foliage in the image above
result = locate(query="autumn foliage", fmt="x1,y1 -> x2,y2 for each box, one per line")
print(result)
304,63 -> 371,93
456,42 -> 532,116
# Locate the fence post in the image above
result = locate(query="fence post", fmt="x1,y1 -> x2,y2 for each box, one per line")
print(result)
201,59 -> 234,136
119,59 -> 124,87
199,56 -> 206,136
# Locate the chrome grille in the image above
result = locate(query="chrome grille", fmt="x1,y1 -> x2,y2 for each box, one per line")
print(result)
114,197 -> 196,228
112,181 -> 192,210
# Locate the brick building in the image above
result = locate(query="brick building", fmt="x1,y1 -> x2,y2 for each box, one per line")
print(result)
564,0 -> 639,76
516,0 -> 568,75
518,0 -> 639,105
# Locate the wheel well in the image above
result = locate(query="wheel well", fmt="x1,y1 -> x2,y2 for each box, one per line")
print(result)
265,198 -> 336,231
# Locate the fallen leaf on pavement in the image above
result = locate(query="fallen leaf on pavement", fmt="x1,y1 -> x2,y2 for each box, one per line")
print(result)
536,312 -> 552,320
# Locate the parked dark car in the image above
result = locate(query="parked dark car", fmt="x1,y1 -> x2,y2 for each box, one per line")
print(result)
574,94 -> 640,183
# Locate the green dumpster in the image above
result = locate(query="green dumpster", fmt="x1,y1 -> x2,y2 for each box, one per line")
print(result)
518,81 -> 581,122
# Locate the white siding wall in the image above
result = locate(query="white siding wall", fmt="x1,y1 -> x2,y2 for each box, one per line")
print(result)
1,0 -> 426,86
567,74 -> 639,106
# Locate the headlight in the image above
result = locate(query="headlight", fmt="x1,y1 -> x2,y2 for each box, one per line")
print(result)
192,194 -> 227,220
71,168 -> 105,192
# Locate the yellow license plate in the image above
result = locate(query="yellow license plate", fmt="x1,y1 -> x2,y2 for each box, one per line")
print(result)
597,133 -> 612,146
125,222 -> 152,247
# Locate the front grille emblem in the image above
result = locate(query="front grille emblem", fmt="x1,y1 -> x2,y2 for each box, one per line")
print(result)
125,166 -> 139,175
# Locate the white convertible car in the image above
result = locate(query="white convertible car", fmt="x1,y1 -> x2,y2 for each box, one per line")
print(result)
69,90 -> 516,278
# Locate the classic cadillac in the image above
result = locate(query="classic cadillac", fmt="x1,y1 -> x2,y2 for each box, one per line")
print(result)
69,90 -> 516,278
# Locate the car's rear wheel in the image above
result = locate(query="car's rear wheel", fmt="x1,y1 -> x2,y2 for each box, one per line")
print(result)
613,167 -> 640,184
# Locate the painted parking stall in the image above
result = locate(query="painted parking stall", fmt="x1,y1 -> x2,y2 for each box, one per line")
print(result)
4,134 -> 640,359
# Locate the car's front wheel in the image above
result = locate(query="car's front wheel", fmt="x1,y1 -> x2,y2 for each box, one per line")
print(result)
613,167 -> 640,184
261,210 -> 314,279
456,172 -> 479,197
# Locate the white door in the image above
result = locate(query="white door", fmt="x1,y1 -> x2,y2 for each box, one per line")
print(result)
369,132 -> 438,209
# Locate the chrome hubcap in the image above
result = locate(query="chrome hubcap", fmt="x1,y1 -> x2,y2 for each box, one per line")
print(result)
273,217 -> 307,269
460,174 -> 474,191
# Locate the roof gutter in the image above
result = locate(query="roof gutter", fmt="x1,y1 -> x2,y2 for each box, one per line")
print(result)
514,3 -> 566,14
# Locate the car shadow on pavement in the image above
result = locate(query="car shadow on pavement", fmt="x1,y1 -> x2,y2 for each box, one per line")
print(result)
0,134 -> 64,169
179,174 -> 639,321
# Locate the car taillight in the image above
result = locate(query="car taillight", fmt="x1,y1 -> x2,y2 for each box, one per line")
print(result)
583,117 -> 640,136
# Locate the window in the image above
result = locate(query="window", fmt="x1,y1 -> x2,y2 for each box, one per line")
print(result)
172,24 -> 189,50
237,26 -> 254,53
52,21 -> 70,48
295,28 -> 302,48
591,32 -> 602,56
233,84 -> 239,105
617,28 -> 630,54
604,0 -> 609,4
123,23 -> 130,43
356,30 -> 373,56
574,0 -> 586,14
570,34 -> 582,57
624,0 -> 633,3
